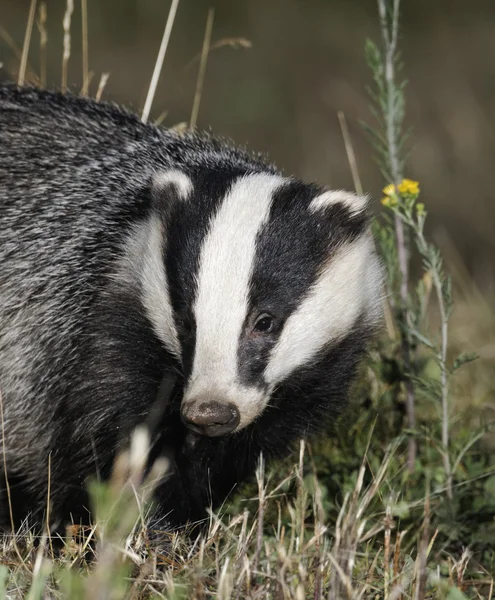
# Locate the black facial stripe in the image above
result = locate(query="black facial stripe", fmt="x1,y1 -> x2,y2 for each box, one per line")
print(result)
250,182 -> 368,313
237,181 -> 369,388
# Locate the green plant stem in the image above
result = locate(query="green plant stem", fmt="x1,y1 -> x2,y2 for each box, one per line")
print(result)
435,273 -> 452,500
377,0 -> 417,471
413,227 -> 453,500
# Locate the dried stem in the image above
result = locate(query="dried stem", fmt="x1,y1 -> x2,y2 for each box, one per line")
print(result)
0,392 -> 15,536
18,0 -> 37,86
142,0 -> 180,124
61,0 -> 74,93
81,0 -> 89,95
251,454 -> 265,584
95,72 -> 110,102
384,502 -> 393,599
190,8 -> 215,130
377,0 -> 416,471
337,110 -> 363,196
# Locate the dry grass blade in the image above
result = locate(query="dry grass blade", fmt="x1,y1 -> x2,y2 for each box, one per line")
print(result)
329,435 -> 400,598
414,492 -> 430,600
61,0 -> 74,93
81,0 -> 89,95
45,453 -> 55,559
337,110 -> 363,196
384,501 -> 393,599
251,453 -> 266,584
142,0 -> 180,124
0,391 -> 15,538
18,0 -> 37,86
37,2 -> 47,87
189,7 -> 215,130
95,72 -> 110,102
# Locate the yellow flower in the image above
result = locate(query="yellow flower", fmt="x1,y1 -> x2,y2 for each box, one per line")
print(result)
381,196 -> 391,207
382,184 -> 396,197
398,178 -> 419,196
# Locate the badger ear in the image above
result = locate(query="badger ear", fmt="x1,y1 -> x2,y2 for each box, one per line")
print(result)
151,169 -> 193,221
309,189 -> 370,218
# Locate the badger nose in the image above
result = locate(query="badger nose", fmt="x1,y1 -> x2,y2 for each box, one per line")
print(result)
181,401 -> 240,437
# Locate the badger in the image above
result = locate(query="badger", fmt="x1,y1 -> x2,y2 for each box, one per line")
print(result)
0,84 -> 382,532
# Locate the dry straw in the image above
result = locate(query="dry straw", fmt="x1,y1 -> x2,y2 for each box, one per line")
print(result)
142,0 -> 180,124
18,0 -> 37,86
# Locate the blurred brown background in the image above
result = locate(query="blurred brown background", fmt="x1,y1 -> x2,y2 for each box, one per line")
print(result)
1,0 -> 495,296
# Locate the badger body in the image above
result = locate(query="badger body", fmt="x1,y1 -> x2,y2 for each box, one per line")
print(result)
0,85 -> 382,530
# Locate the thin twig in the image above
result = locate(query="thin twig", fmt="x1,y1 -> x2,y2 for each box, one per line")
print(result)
190,8 -> 215,130
18,0 -> 37,86
142,0 -> 180,124
377,0 -> 417,472
81,0 -> 89,95
61,0 -> 74,93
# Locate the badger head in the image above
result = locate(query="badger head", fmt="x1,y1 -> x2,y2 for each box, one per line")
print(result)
139,169 -> 382,439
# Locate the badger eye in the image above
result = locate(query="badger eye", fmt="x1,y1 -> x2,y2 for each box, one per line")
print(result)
253,314 -> 274,334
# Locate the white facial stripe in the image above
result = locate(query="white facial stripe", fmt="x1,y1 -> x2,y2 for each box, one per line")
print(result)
152,169 -> 193,200
115,214 -> 181,359
140,215 -> 182,358
185,173 -> 285,428
264,234 -> 382,385
309,190 -> 369,216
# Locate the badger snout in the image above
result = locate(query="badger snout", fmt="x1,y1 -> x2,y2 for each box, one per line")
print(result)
181,400 -> 240,437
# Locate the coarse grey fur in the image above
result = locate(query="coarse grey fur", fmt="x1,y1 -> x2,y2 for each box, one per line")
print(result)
0,85 -> 382,532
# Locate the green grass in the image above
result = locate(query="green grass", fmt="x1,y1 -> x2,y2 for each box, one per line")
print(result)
1,0 -> 494,598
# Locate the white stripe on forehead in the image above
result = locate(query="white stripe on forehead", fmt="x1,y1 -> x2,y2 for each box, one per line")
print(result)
190,173 -> 285,391
264,234 -> 382,385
